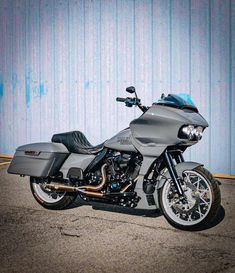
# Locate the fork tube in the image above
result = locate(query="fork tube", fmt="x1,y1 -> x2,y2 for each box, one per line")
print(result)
175,152 -> 184,164
164,151 -> 184,196
179,152 -> 184,162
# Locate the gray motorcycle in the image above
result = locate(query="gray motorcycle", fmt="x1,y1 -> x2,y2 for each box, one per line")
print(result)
8,86 -> 221,230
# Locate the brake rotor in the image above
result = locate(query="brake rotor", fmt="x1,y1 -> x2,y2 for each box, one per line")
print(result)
171,182 -> 200,214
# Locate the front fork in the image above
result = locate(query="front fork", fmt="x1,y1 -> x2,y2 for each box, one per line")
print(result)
164,150 -> 184,196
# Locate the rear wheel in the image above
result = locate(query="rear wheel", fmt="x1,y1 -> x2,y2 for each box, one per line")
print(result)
30,177 -> 76,210
159,166 -> 221,230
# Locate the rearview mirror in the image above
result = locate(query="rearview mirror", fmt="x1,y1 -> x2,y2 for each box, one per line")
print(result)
126,86 -> 135,94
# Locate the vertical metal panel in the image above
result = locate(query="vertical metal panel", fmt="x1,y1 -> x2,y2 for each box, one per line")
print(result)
171,0 -> 191,162
152,0 -> 171,98
13,0 -> 27,149
54,0 -> 70,134
0,0 -> 234,174
69,0 -> 86,134
39,0 -> 56,142
210,0 -> 231,174
0,1 -> 9,154
231,0 -> 235,175
171,0 -> 190,92
68,0 -> 84,133
190,0 -> 211,170
134,0 -> 153,107
26,0 -> 40,143
100,0 -> 119,142
116,0 -> 135,132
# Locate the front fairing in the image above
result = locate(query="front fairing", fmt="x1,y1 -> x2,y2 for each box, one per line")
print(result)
130,104 -> 208,156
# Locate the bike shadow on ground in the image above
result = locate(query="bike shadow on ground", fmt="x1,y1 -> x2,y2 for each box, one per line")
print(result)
91,204 -> 225,230
69,195 -> 225,229
191,205 -> 225,231
91,203 -> 162,218
69,195 -> 162,217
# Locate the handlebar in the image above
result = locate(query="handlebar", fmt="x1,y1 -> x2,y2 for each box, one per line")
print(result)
116,96 -> 148,113
116,97 -> 126,102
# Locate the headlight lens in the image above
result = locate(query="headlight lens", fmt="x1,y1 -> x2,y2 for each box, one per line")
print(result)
194,126 -> 203,140
179,125 -> 204,141
182,125 -> 195,140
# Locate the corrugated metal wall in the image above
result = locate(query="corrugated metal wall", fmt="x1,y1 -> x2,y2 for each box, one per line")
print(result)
0,0 -> 234,174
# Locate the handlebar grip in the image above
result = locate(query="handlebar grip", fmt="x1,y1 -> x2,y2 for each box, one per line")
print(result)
116,97 -> 126,102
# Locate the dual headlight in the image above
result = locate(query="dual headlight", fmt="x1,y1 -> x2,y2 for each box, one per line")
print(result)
179,125 -> 204,141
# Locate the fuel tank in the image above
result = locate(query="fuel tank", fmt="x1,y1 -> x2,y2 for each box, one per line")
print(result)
104,128 -> 137,152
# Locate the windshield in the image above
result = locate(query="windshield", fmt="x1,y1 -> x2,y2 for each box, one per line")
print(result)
156,93 -> 198,112
176,93 -> 195,107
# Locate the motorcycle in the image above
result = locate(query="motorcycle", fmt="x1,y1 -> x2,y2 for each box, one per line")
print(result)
8,86 -> 221,230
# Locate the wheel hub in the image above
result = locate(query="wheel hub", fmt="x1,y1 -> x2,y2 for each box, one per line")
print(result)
32,179 -> 66,204
171,182 -> 200,214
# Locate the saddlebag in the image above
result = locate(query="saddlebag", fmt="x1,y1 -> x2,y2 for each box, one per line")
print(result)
8,143 -> 69,177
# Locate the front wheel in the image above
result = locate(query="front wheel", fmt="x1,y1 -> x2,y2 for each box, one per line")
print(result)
159,166 -> 221,230
30,177 -> 77,210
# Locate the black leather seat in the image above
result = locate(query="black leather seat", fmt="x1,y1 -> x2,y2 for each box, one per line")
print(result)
51,131 -> 104,154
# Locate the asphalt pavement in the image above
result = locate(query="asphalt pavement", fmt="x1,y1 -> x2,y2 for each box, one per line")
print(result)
0,165 -> 234,273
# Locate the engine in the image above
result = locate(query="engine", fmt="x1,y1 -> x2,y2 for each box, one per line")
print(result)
107,152 -> 141,191
86,152 -> 141,192
76,151 -> 142,207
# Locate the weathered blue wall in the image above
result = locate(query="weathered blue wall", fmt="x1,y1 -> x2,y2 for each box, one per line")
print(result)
0,0 -> 234,174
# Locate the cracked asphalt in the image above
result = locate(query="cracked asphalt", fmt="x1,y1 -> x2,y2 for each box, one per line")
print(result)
0,166 -> 235,273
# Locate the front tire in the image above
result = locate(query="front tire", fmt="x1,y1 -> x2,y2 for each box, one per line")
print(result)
159,166 -> 221,230
30,177 -> 77,210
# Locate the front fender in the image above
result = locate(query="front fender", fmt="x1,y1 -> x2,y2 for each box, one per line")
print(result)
157,161 -> 203,189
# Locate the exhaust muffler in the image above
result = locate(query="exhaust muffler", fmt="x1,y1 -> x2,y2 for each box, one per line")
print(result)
45,183 -> 104,197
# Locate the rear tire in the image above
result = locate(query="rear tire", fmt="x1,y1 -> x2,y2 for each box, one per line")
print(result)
30,177 -> 77,210
159,166 -> 221,230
